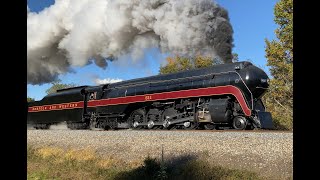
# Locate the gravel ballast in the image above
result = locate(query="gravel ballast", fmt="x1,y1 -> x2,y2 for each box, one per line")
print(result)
27,128 -> 292,179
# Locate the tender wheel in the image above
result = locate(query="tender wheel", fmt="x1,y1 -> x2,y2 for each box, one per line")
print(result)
203,123 -> 215,130
42,124 -> 49,129
232,116 -> 248,130
34,124 -> 50,129
67,122 -> 76,130
67,122 -> 89,130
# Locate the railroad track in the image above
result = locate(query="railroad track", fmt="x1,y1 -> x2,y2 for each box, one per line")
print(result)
131,129 -> 291,133
28,121 -> 291,133
27,126 -> 290,133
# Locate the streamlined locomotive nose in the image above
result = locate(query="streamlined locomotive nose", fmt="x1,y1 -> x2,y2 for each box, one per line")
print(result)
241,65 -> 270,99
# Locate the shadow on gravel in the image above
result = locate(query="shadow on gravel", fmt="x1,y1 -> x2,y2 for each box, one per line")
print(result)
114,154 -> 259,180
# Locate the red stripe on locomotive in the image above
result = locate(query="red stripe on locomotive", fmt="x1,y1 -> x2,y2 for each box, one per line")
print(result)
28,85 -> 251,116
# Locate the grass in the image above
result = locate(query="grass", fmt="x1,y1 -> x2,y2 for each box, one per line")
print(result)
27,145 -> 263,180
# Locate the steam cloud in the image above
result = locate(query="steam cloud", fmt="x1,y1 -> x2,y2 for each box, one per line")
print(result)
27,0 -> 233,85
94,78 -> 123,85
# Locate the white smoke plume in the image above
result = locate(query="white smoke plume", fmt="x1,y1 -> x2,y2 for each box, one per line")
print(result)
94,78 -> 123,85
27,0 -> 233,85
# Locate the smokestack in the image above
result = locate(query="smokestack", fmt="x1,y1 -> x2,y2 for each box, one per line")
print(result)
27,0 -> 233,85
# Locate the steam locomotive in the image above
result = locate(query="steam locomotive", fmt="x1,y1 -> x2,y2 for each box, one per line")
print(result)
27,61 -> 274,130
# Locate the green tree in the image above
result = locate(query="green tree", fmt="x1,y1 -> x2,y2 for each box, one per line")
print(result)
45,80 -> 77,95
232,53 -> 239,63
159,55 -> 214,74
264,0 -> 293,130
27,97 -> 35,102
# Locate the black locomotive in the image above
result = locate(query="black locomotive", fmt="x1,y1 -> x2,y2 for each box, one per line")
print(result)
28,61 -> 274,130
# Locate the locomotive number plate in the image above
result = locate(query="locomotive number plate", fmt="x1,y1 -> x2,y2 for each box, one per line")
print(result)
145,95 -> 152,101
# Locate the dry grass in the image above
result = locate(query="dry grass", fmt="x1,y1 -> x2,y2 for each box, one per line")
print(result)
27,145 -> 265,180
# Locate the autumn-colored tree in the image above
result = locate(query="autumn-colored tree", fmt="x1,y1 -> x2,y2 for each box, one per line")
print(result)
159,55 -> 214,74
194,55 -> 214,69
27,97 -> 35,102
159,56 -> 191,74
264,0 -> 293,130
45,80 -> 77,95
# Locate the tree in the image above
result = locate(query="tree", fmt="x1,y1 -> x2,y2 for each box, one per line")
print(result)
159,56 -> 191,74
194,55 -> 214,69
232,53 -> 239,63
27,97 -> 35,102
45,80 -> 77,95
159,55 -> 214,74
264,0 -> 293,130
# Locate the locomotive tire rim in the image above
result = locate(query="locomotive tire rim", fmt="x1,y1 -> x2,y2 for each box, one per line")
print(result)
233,116 -> 247,130
183,122 -> 191,128
133,121 -> 139,128
147,121 -> 154,129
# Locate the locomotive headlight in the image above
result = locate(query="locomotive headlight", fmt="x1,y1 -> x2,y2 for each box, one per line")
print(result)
261,78 -> 267,83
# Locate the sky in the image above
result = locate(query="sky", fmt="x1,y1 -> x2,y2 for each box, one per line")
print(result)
27,0 -> 278,100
